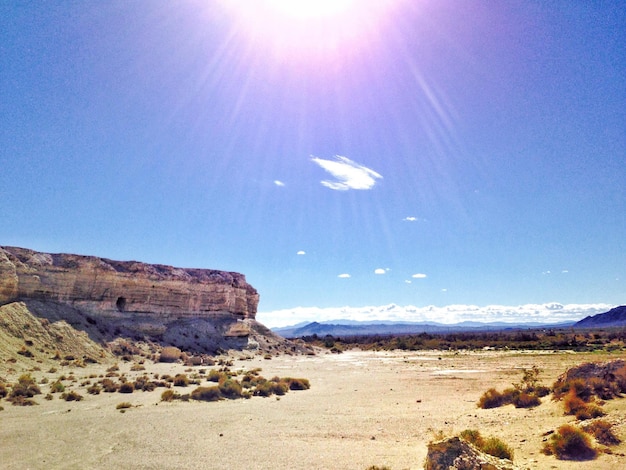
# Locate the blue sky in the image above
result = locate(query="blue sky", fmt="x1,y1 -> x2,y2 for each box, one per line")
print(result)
1,1 -> 624,327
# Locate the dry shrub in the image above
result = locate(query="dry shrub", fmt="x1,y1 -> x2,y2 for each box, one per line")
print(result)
513,391 -> 541,408
8,374 -> 41,405
219,379 -> 242,399
61,391 -> 83,401
158,346 -> 182,363
575,404 -> 605,421
584,419 -> 621,446
191,386 -> 221,402
118,382 -> 134,394
481,437 -> 514,460
116,402 -> 132,410
160,389 -> 180,402
477,388 -> 505,409
285,377 -> 310,390
173,374 -> 189,387
563,389 -> 588,415
458,429 -> 513,460
542,424 -> 597,460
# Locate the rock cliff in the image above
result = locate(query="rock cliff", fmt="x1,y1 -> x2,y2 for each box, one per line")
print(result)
0,246 -> 283,353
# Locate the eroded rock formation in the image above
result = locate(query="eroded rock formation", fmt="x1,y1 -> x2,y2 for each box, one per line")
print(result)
0,246 -> 284,353
425,437 -> 520,470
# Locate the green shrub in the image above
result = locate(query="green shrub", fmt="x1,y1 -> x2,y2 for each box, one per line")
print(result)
459,429 -> 484,448
542,424 -> 597,460
219,379 -> 242,399
191,386 -> 222,402
50,380 -> 65,393
481,437 -> 514,460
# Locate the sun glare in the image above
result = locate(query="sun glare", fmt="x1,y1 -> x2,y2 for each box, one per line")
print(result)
220,0 -> 400,59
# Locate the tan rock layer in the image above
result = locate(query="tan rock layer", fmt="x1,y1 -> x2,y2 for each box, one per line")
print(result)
0,246 -> 258,320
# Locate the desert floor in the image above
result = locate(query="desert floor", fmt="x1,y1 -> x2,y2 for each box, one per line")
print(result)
2,349 -> 626,470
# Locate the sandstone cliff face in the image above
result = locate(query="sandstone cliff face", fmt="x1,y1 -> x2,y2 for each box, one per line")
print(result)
0,246 -> 271,353
0,246 -> 258,319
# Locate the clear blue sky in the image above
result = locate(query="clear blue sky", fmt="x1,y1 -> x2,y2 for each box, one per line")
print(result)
1,1 -> 624,325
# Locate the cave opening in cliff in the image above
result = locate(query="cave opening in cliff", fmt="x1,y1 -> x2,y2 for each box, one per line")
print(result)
116,296 -> 126,312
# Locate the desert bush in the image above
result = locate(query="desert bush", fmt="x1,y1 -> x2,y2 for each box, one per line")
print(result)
542,424 -> 597,460
285,377 -> 310,391
584,419 -> 621,446
481,437 -> 514,460
118,382 -> 134,394
191,386 -> 222,402
50,380 -> 65,393
0,383 -> 8,398
61,391 -> 83,401
161,389 -> 180,402
9,374 -> 41,400
207,369 -> 225,383
477,388 -> 505,409
116,402 -> 132,410
459,429 -> 513,460
219,379 -> 242,399
575,404 -> 605,421
101,378 -> 118,392
563,389 -> 588,415
513,392 -> 541,408
459,429 -> 484,448
87,384 -> 101,395
173,374 -> 189,387
158,346 -> 182,363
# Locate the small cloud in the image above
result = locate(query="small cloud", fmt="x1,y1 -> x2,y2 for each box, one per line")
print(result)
403,216 -> 418,222
441,288 -> 447,292
274,180 -> 285,187
311,155 -> 382,191
404,280 -> 412,284
542,271 -> 551,275
374,268 -> 386,275
561,270 -> 569,274
297,250 -> 306,255
338,273 -> 351,278
412,273 -> 427,279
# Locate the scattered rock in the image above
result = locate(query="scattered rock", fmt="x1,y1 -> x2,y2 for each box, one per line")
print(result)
425,437 -> 521,470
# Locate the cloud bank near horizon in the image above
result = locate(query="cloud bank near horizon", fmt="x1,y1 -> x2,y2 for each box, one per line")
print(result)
257,302 -> 616,328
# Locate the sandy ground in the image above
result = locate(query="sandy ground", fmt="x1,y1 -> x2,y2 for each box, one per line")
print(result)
2,349 -> 626,470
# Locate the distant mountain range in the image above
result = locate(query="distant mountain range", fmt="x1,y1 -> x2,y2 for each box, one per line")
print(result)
574,305 -> 626,328
272,319 -> 576,338
273,305 -> 626,338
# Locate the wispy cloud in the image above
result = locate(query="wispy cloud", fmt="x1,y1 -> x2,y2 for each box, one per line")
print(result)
403,216 -> 418,222
311,155 -> 382,191
412,273 -> 427,279
338,273 -> 351,278
257,303 -> 616,328
274,180 -> 285,187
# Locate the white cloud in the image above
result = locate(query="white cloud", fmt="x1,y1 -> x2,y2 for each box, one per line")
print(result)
274,180 -> 285,187
374,268 -> 386,275
311,155 -> 382,191
257,302 -> 616,328
297,250 -> 306,255
338,273 -> 351,278
412,273 -> 427,279
403,216 -> 418,222
404,280 -> 412,284
562,270 -> 569,274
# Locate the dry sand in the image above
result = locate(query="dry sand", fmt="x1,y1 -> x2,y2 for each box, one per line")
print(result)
2,349 -> 626,469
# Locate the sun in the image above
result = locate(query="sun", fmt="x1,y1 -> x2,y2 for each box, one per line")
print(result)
262,0 -> 357,20
219,0 -> 400,59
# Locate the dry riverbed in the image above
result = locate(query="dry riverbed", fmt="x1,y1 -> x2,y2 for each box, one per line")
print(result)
2,349 -> 626,469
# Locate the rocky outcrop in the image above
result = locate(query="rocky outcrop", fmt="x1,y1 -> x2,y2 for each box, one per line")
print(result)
0,246 -> 283,353
425,437 -> 520,470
